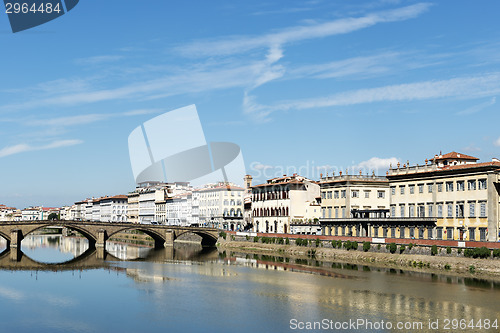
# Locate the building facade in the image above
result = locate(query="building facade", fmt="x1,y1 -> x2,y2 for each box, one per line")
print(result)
319,172 -> 391,237
388,152 -> 500,242
198,184 -> 244,230
252,174 -> 320,234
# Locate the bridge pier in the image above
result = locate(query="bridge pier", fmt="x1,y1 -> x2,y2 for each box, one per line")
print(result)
164,230 -> 175,247
10,229 -> 23,248
10,247 -> 22,262
96,229 -> 108,249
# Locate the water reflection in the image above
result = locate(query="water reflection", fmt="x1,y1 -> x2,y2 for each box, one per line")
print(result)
0,235 -> 499,333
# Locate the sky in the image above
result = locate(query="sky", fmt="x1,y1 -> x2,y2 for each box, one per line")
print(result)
0,0 -> 499,209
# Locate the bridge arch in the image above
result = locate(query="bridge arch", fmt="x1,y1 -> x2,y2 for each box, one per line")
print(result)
0,230 -> 10,244
107,227 -> 168,249
175,230 -> 218,247
21,223 -> 98,248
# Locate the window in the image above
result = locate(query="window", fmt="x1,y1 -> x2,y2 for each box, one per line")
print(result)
322,207 -> 326,218
436,227 -> 443,240
478,179 -> 487,190
446,182 -> 454,192
479,228 -> 487,241
334,191 -> 339,199
374,227 -> 379,237
437,183 -> 443,192
446,227 -> 454,240
391,186 -> 396,195
447,203 -> 453,217
409,185 -> 415,194
335,207 -> 339,218
468,180 -> 476,190
384,227 -> 389,238
400,204 -> 405,217
409,228 -> 415,239
352,190 -> 359,198
341,190 -> 346,198
480,202 -> 486,217
469,227 -> 475,241
418,205 -> 425,217
328,207 -> 332,218
437,204 -> 443,217
427,183 -> 433,193
400,186 -> 405,195
341,207 -> 346,218
457,181 -> 465,191
327,191 -> 332,199
428,204 -> 433,217
418,184 -> 424,193
469,202 -> 475,217
390,227 -> 394,238
391,206 -> 396,217
364,191 -> 370,198
409,205 -> 415,217
400,227 -> 405,238
377,191 -> 385,199
456,203 -> 464,218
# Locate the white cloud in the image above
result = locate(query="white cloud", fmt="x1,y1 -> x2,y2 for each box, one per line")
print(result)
356,157 -> 399,173
251,162 -> 274,170
175,3 -> 431,57
494,137 -> 500,147
244,72 -> 500,120
75,55 -> 123,65
0,140 -> 83,158
456,97 -> 496,115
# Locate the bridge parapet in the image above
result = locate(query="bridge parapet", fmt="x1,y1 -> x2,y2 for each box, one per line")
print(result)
0,221 -> 219,249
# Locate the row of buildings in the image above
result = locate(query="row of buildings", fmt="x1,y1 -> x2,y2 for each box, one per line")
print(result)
1,151 -> 499,242
253,151 -> 499,242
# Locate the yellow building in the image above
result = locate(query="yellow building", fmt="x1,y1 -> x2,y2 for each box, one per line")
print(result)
319,171 -> 390,236
388,152 -> 500,242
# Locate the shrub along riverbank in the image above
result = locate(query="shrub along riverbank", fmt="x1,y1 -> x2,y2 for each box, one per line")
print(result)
217,234 -> 500,279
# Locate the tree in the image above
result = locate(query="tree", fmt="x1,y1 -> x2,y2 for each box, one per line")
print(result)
48,213 -> 58,221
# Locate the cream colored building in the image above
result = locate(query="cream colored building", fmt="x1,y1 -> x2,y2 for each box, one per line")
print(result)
127,192 -> 139,223
320,171 -> 390,219
198,183 -> 244,230
252,174 -> 320,234
388,152 -> 500,242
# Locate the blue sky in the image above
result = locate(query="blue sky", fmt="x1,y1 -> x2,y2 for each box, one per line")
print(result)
1,0 -> 499,209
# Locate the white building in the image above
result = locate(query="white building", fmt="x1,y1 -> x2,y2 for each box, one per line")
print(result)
100,195 -> 128,222
252,174 -> 320,234
198,183 -> 245,231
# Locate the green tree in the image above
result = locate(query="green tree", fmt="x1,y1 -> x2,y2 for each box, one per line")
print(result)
48,213 -> 58,220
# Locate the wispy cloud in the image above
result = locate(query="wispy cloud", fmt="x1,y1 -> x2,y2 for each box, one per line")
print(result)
494,137 -> 500,147
75,55 -> 124,65
0,140 -> 83,158
456,97 -> 496,115
26,109 -> 164,128
175,3 -> 432,57
244,72 -> 500,120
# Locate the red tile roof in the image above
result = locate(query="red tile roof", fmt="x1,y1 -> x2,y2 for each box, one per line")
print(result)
441,161 -> 500,171
431,151 -> 478,161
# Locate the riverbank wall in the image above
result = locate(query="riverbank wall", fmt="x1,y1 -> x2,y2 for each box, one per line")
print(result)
218,231 -> 500,279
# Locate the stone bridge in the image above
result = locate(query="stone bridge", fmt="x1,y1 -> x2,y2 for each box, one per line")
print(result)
0,221 -> 219,249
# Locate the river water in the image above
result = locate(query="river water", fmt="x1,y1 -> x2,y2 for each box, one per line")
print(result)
0,234 -> 499,333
